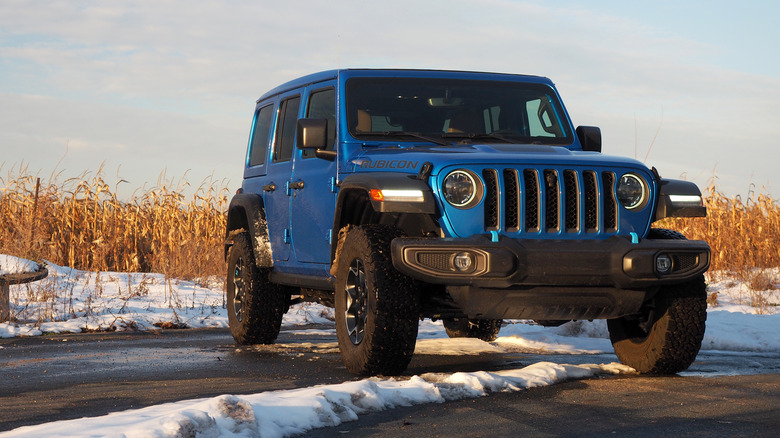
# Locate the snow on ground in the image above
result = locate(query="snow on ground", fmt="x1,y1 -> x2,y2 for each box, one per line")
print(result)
3,260 -> 778,352
0,255 -> 39,276
2,362 -> 635,438
1,258 -> 779,437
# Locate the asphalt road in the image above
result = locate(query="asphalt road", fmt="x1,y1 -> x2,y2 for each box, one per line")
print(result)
309,374 -> 780,437
1,327 -> 778,435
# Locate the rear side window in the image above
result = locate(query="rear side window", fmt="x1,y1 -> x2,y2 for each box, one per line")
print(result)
305,88 -> 336,157
274,96 -> 301,162
248,104 -> 274,167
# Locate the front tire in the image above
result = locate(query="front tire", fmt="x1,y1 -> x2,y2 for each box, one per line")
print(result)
334,225 -> 420,376
226,232 -> 287,344
607,228 -> 707,374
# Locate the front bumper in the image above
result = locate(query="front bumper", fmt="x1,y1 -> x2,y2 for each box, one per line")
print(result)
391,234 -> 710,290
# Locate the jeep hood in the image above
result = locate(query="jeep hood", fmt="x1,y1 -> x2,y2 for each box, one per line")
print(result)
347,143 -> 651,175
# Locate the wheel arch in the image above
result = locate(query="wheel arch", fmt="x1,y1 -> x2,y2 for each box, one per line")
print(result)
225,192 -> 274,268
331,173 -> 441,264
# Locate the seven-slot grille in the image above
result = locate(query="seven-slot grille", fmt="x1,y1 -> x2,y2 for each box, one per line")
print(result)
482,168 -> 618,235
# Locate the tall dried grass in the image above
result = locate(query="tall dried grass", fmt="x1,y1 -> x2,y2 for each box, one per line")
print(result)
659,180 -> 780,274
0,164 -> 229,283
660,180 -> 780,311
2,166 -> 778,286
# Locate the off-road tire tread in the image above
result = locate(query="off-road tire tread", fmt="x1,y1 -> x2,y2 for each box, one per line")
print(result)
608,228 -> 707,374
227,232 -> 286,345
335,225 -> 420,376
647,228 -> 686,241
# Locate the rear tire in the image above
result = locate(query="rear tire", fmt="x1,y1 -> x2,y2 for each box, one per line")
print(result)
607,228 -> 707,374
334,225 -> 420,376
226,232 -> 287,344
443,318 -> 502,342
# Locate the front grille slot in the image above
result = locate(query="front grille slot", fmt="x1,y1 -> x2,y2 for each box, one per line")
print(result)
483,169 -> 499,230
583,170 -> 599,231
478,167 -> 620,236
602,172 -> 618,232
504,169 -> 520,232
523,170 -> 540,232
564,170 -> 579,232
543,170 -> 559,232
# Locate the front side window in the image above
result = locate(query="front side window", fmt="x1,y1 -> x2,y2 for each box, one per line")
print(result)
303,88 -> 336,158
274,96 -> 301,162
345,77 -> 572,146
248,104 -> 274,167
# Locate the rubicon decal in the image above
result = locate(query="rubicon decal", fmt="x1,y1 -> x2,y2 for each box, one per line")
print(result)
358,159 -> 419,170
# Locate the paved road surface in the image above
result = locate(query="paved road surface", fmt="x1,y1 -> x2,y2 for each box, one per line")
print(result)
309,374 -> 780,437
1,327 -> 778,435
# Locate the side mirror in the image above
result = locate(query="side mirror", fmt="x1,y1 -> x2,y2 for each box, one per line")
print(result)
296,118 -> 336,161
296,118 -> 328,149
576,126 -> 601,153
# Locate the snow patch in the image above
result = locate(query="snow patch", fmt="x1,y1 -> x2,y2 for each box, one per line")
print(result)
1,362 -> 634,438
0,255 -> 39,276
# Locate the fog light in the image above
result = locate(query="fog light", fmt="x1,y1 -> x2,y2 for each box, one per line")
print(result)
453,252 -> 474,272
656,254 -> 672,274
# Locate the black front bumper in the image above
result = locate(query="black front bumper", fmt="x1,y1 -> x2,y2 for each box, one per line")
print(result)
391,234 -> 710,290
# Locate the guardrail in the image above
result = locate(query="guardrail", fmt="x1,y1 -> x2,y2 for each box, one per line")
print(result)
0,268 -> 49,322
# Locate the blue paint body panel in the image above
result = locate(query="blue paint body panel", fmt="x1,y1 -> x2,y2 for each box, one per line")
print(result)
235,69 -> 663,278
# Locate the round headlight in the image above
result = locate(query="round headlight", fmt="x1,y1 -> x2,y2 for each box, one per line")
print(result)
442,170 -> 482,208
616,173 -> 648,210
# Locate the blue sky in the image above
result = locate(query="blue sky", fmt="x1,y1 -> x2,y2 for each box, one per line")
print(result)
1,0 -> 778,197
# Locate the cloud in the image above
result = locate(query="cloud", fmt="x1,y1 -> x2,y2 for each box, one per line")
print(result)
0,92 -> 244,194
0,0 -> 778,196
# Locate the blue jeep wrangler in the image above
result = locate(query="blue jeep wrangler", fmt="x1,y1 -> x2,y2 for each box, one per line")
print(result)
225,69 -> 710,376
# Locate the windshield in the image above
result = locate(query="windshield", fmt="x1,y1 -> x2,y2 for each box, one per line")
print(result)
346,77 -> 573,146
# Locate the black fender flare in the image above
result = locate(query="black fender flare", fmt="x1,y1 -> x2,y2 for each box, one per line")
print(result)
335,173 -> 438,216
225,192 -> 274,267
331,173 -> 439,263
654,178 -> 707,221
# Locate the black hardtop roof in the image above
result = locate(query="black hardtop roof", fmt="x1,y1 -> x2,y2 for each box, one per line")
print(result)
255,69 -> 553,103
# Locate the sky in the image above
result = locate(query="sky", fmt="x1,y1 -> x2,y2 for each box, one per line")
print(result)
1,0 -> 779,198
2,255 -> 779,436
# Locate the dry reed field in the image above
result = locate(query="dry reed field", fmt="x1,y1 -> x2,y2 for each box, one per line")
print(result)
659,181 -> 780,278
1,165 -> 779,285
0,165 -> 229,283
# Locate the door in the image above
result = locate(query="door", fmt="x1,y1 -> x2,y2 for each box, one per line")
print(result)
290,85 -> 338,267
263,94 -> 301,263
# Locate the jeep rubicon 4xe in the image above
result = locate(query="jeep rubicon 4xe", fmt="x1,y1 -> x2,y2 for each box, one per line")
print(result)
225,69 -> 710,376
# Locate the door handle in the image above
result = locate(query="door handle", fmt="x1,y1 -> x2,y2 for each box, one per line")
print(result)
263,183 -> 276,192
289,181 -> 305,190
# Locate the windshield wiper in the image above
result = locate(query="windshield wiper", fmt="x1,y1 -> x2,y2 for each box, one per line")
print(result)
357,131 -> 449,146
441,132 -> 521,144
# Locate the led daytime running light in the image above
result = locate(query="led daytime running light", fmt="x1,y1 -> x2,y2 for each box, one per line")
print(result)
370,189 -> 425,202
669,195 -> 703,206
